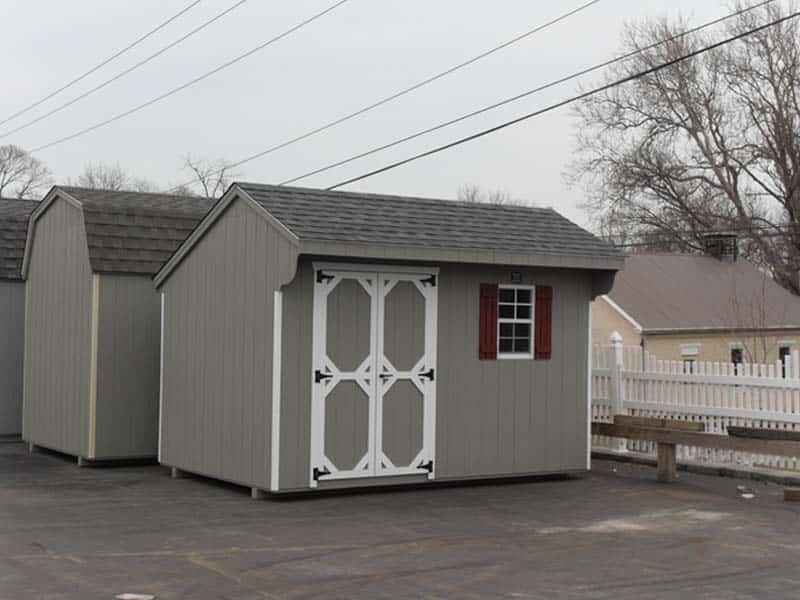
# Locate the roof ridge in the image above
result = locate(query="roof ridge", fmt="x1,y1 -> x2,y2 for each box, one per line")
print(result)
236,182 -> 553,213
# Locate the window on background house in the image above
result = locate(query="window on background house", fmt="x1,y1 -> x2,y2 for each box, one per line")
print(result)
731,346 -> 744,372
779,344 -> 793,378
681,343 -> 700,374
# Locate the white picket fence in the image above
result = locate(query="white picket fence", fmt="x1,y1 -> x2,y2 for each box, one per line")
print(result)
592,334 -> 800,472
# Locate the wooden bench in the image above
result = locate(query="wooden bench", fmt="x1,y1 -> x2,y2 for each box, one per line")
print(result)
592,418 -> 800,483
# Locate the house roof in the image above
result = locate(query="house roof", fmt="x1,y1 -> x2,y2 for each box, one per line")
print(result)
239,183 -> 623,260
24,187 -> 215,277
607,253 -> 800,332
155,183 -> 624,287
0,198 -> 39,281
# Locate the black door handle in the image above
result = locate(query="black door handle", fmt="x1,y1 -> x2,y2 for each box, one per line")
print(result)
315,370 -> 333,383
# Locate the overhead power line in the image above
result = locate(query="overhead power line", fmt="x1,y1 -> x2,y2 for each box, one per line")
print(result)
0,1 -> 202,128
0,0 -> 250,140
280,0 -> 777,186
164,0 -> 604,192
327,9 -> 800,190
28,0 -> 351,154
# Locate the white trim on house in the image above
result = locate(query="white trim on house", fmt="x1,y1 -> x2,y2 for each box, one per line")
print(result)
779,340 -> 797,348
270,290 -> 283,492
600,295 -> 643,333
312,261 -> 440,275
586,300 -> 592,471
87,273 -> 100,459
158,292 -> 165,463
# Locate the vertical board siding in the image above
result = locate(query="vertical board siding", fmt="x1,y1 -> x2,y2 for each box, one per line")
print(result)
23,198 -> 93,456
279,261 -> 594,491
160,198 -> 297,490
94,274 -> 161,458
0,281 -> 26,435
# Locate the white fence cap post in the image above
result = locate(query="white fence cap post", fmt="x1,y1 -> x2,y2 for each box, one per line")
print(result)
610,331 -> 623,345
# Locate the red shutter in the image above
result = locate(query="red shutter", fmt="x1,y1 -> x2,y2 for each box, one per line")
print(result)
479,283 -> 498,360
534,286 -> 553,360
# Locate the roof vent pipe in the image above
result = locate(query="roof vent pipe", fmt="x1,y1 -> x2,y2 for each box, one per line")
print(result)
702,232 -> 738,262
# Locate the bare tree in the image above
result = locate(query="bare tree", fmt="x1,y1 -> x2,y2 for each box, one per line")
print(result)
74,162 -> 158,193
181,156 -> 238,199
0,145 -> 51,199
569,2 -> 800,293
457,184 -> 525,206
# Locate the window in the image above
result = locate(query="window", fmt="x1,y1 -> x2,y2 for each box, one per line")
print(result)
731,346 -> 744,371
497,286 -> 534,358
681,343 -> 700,374
779,343 -> 794,378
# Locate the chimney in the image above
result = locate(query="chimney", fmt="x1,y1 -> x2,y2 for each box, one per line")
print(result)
702,232 -> 738,262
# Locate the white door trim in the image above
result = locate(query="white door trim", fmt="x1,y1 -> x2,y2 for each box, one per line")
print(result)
158,292 -> 165,463
310,265 -> 438,487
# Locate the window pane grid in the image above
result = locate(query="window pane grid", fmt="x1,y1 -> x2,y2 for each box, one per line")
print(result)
497,286 -> 534,357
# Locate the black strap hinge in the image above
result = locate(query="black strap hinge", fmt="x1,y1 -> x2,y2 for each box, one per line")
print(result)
421,274 -> 436,287
315,369 -> 333,384
418,460 -> 434,473
420,368 -> 435,381
316,270 -> 334,284
313,466 -> 331,481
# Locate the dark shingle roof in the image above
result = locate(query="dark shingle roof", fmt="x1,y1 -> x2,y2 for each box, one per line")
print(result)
59,187 -> 215,275
0,198 -> 38,280
238,183 -> 621,259
609,253 -> 800,331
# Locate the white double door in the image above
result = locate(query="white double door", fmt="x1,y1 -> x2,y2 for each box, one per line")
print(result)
310,264 -> 438,486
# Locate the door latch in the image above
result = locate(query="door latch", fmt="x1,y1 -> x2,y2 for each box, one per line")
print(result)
418,460 -> 434,473
313,466 -> 331,481
315,370 -> 333,384
420,368 -> 435,381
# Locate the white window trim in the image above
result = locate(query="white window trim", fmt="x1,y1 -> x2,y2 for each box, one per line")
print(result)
497,284 -> 535,360
680,343 -> 700,358
779,340 -> 796,349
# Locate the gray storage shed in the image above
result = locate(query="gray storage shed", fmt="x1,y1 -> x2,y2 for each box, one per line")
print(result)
155,183 -> 623,496
0,198 -> 38,436
22,186 -> 213,463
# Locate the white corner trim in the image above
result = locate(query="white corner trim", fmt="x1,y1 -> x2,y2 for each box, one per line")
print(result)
586,300 -> 593,471
158,292 -> 165,463
270,290 -> 283,492
88,273 -> 100,459
601,295 -> 643,332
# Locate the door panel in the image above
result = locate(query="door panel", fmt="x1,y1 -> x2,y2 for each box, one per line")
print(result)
324,380 -> 370,472
380,379 -> 424,468
326,279 -> 372,372
383,281 -> 426,371
311,266 -> 437,487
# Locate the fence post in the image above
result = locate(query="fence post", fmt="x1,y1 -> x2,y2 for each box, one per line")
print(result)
609,331 -> 627,452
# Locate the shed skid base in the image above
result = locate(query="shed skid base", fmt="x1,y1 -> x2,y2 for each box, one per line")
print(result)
28,442 -> 36,453
77,457 -> 87,468
251,488 -> 266,500
170,467 -> 184,479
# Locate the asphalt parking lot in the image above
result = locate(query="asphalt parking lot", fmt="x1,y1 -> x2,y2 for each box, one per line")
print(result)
2,441 -> 800,599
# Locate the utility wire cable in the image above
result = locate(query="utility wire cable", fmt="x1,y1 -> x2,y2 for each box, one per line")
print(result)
165,0 -> 604,192
281,0 -> 776,186
29,0 -> 351,154
0,0 -> 249,140
327,9 -> 800,190
0,0 -> 202,128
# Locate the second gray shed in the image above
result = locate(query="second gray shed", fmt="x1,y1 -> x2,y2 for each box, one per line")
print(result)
0,198 -> 38,436
22,186 -> 213,463
155,183 -> 623,496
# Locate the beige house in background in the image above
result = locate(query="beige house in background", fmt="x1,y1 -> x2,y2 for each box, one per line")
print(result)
592,246 -> 800,370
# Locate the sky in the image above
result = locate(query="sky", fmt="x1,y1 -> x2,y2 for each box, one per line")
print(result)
2,0 -> 735,227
